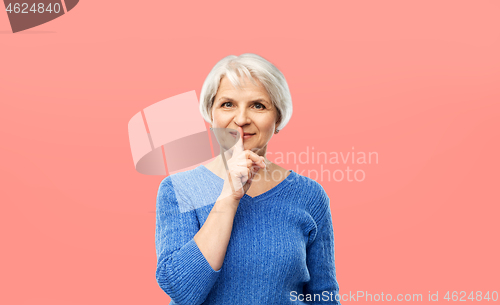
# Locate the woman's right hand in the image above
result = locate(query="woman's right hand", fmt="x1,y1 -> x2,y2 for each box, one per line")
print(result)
219,126 -> 266,202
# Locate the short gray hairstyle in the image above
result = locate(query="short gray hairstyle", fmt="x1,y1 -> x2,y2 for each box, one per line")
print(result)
199,53 -> 293,132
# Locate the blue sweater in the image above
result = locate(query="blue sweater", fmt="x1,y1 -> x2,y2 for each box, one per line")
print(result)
155,165 -> 341,305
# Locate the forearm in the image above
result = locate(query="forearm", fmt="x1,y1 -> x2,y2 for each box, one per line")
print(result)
193,195 -> 239,271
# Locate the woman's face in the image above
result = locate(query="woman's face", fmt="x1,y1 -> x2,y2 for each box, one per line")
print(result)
211,75 -> 279,153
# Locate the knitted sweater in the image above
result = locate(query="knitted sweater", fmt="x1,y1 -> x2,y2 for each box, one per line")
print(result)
155,164 -> 341,305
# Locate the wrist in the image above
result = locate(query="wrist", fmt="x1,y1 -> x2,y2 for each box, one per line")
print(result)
214,195 -> 240,213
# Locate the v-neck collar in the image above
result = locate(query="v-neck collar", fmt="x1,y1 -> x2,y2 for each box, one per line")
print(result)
198,164 -> 296,201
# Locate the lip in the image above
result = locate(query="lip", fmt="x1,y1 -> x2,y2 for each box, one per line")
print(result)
229,131 -> 255,138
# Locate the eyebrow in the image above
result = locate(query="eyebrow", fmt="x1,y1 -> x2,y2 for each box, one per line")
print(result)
218,97 -> 271,104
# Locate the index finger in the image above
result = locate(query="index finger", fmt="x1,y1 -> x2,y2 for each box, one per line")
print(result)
231,126 -> 245,157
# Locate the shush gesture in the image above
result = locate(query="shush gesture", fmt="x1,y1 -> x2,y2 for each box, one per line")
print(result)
219,126 -> 267,201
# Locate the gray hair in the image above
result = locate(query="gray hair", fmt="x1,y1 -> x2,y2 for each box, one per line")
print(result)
199,53 -> 293,132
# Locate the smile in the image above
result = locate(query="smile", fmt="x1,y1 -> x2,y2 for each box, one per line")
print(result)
228,131 -> 255,139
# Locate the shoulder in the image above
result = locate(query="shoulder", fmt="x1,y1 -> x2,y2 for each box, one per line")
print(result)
288,170 -> 329,201
290,171 -> 331,223
157,166 -> 220,213
157,166 -> 203,193
156,167 -> 202,210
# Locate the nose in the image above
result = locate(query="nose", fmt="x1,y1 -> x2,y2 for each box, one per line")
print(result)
234,108 -> 251,127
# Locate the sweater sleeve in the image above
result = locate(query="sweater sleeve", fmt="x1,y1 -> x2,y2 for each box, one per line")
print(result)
155,177 -> 221,305
304,186 -> 341,305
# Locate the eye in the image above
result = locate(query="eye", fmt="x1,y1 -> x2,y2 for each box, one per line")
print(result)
221,101 -> 233,108
253,103 -> 266,110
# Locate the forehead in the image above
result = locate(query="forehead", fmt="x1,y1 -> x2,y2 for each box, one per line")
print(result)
215,76 -> 270,101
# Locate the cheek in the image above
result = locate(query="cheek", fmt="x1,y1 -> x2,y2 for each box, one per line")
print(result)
260,120 -> 276,133
212,111 -> 232,127
257,125 -> 275,139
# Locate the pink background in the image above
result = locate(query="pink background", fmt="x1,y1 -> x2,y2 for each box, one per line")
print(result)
1,1 -> 499,304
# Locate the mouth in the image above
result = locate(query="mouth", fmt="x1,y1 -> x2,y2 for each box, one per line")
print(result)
228,131 -> 256,138
243,133 -> 255,139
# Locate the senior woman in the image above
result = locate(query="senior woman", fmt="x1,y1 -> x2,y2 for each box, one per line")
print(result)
155,53 -> 340,305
